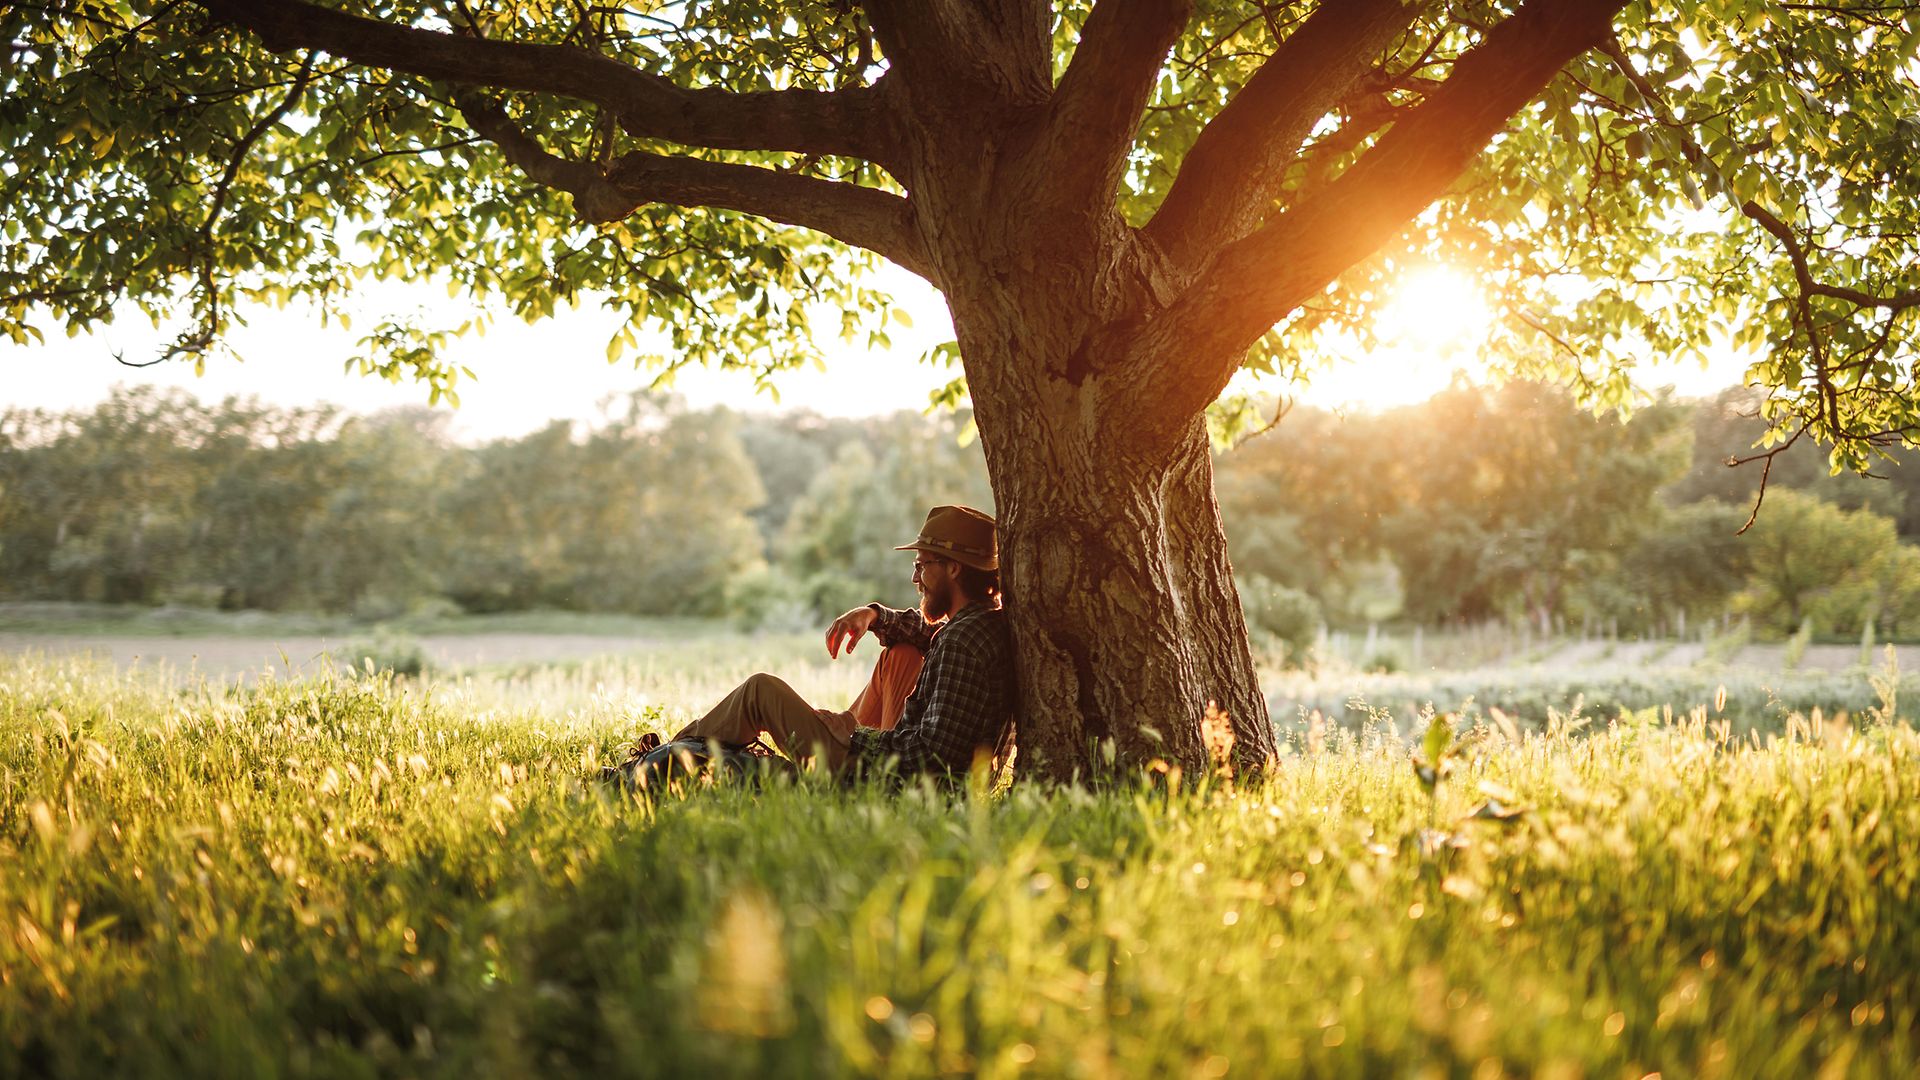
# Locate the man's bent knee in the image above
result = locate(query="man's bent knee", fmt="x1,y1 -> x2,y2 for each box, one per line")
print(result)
742,671 -> 796,700
877,644 -> 925,670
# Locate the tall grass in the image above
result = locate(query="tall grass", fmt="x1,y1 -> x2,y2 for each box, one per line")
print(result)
2,653 -> 1915,1077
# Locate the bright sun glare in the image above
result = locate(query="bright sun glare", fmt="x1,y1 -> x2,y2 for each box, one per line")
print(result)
1376,266 -> 1493,348
1291,265 -> 1495,411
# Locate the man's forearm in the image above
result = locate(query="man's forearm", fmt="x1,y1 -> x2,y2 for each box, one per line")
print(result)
868,603 -> 935,651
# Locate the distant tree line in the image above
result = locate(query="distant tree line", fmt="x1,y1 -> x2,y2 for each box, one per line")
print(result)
1217,383 -> 1920,649
0,386 -> 988,622
5,383 -> 1918,643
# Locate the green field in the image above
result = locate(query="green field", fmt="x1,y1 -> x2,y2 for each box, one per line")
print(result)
2,649 -> 1916,1078
0,602 -> 738,639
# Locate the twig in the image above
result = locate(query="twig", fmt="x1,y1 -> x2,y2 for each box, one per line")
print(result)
1729,424 -> 1808,535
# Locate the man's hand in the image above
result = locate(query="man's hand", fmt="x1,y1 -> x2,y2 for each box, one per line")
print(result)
826,605 -> 878,659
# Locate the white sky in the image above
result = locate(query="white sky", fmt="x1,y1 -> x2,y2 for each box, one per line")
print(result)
2,266 -> 964,440
3,263 -> 1747,441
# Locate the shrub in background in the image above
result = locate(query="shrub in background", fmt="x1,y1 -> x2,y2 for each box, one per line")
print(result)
336,627 -> 430,678
1237,573 -> 1322,668
722,565 -> 819,633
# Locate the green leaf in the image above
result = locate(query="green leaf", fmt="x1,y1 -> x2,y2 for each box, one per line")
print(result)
1422,715 -> 1453,766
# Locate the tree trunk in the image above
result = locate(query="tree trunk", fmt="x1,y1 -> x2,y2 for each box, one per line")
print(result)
957,301 -> 1275,781
888,45 -> 1276,781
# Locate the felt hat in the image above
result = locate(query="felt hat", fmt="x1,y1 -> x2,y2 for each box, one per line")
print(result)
895,505 -> 998,571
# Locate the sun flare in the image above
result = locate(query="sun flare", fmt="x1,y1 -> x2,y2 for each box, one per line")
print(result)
1277,266 -> 1496,411
1375,266 -> 1493,349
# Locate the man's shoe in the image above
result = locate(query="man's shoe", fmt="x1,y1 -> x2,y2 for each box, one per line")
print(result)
596,732 -> 663,787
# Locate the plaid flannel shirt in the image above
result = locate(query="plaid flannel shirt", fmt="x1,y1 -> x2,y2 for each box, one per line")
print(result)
848,601 -> 1013,778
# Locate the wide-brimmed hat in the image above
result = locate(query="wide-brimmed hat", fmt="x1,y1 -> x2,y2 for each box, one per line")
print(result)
895,505 -> 998,571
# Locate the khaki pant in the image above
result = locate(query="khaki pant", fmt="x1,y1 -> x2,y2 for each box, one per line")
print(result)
670,645 -> 925,774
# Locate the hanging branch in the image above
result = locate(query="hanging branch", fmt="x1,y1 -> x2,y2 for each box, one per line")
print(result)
126,49 -> 317,366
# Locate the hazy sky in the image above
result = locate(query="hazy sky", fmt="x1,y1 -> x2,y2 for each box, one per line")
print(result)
4,266 -> 963,440
4,263 -> 1746,442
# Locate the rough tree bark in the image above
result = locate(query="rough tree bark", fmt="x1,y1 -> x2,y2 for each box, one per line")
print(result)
187,0 -> 1633,781
965,319 -> 1275,778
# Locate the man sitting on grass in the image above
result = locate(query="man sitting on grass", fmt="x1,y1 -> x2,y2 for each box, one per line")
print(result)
636,505 -> 1014,782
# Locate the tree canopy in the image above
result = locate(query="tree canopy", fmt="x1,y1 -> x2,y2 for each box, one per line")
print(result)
5,1 -> 1916,462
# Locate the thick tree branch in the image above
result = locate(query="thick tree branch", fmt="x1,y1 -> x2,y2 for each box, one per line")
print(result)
457,95 -> 935,282
192,0 -> 895,165
862,0 -> 1051,105
1143,0 -> 1427,272
1131,0 -> 1631,444
1043,0 -> 1192,209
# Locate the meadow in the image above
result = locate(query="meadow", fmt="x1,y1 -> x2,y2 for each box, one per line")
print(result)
2,638 -> 1916,1078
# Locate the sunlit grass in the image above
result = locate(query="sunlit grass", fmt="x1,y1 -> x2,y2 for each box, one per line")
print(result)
2,653 -> 1916,1077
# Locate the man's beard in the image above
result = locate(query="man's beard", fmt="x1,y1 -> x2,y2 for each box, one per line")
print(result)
919,581 -> 953,622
